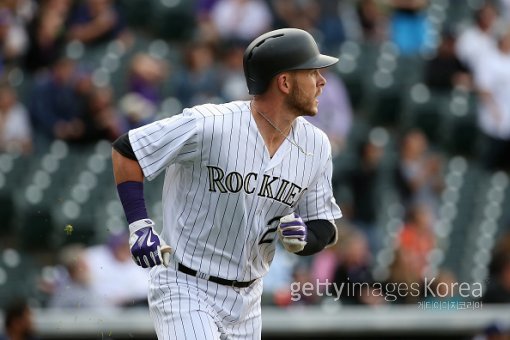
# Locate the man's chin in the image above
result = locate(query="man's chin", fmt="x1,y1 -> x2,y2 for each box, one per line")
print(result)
302,109 -> 317,117
308,104 -> 319,116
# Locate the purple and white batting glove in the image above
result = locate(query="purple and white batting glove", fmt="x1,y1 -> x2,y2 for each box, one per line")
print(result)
129,219 -> 171,268
278,213 -> 307,253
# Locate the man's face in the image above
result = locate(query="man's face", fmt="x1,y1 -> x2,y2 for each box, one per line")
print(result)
285,69 -> 326,117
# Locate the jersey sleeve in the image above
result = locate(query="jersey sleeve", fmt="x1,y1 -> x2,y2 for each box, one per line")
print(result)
295,141 -> 342,222
128,110 -> 200,181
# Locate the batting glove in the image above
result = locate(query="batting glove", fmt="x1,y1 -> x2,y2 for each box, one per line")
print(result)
278,213 -> 307,253
129,219 -> 171,268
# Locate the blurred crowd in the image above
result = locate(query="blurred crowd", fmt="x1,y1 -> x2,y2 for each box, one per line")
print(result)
1,0 -> 510,323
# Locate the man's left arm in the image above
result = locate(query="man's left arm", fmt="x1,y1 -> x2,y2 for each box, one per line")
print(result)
278,143 -> 342,255
278,213 -> 336,255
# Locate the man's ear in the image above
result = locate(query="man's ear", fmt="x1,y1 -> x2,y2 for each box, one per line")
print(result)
276,72 -> 292,94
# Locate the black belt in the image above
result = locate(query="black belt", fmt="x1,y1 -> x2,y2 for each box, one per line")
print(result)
177,263 -> 256,288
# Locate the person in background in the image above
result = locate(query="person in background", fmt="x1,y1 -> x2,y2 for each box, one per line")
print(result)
397,204 -> 436,278
28,57 -> 85,143
483,255 -> 510,304
174,41 -> 221,107
1,0 -> 36,24
310,233 -> 343,288
314,0 -> 345,53
66,0 -> 127,46
344,135 -> 385,253
84,230 -> 150,307
385,247 -> 424,304
483,232 -> 510,304
127,53 -> 169,108
261,243 -> 299,307
47,244 -> 104,309
455,2 -> 498,73
0,83 -> 32,154
292,263 -> 322,305
388,0 -> 430,55
218,39 -> 251,102
270,0 -> 319,33
23,0 -> 71,74
0,298 -> 38,340
194,0 -> 221,43
499,0 -> 510,22
356,0 -> 387,43
333,228 -> 382,305
472,322 -> 510,340
0,8 -> 28,67
394,129 -> 444,215
424,30 -> 471,93
210,0 -> 272,41
473,29 -> 510,172
80,85 -> 127,143
305,69 -> 353,157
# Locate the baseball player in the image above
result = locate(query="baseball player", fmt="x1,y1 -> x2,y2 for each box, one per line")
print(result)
112,28 -> 342,339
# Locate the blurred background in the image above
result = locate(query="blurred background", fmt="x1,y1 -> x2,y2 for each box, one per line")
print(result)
0,0 -> 510,339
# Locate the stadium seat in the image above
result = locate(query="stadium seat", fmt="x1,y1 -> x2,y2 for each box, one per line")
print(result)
429,156 -> 467,274
497,184 -> 510,238
363,76 -> 403,128
337,67 -> 364,112
337,41 -> 380,112
400,86 -> 449,146
456,171 -> 507,284
359,42 -> 407,126
12,70 -> 33,106
393,55 -> 425,87
0,193 -> 15,237
19,207 -> 56,252
0,248 -> 41,309
148,0 -> 195,41
441,162 -> 484,280
445,1 -> 477,28
439,91 -> 479,157
118,0 -> 154,28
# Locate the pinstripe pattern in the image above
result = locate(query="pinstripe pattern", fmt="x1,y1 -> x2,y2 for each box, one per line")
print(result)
130,100 -> 341,338
149,265 -> 262,339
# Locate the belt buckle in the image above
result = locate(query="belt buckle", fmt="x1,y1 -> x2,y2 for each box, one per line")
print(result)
231,280 -> 238,288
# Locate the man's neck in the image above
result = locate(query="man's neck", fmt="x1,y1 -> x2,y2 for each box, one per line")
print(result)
251,99 -> 295,133
250,99 -> 295,157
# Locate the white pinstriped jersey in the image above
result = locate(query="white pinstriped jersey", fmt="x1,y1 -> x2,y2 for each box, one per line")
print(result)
129,100 -> 341,282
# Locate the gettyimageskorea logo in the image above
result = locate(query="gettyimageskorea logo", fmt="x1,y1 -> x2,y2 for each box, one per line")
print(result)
289,278 -> 483,308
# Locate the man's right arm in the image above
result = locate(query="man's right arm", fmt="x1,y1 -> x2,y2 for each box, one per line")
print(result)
112,134 -> 170,268
112,133 -> 147,224
111,113 -> 199,266
112,138 -> 143,185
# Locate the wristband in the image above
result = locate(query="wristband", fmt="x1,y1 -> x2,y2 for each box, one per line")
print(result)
117,181 -> 148,224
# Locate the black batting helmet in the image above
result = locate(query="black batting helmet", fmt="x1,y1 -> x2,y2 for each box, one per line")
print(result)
243,28 -> 339,95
